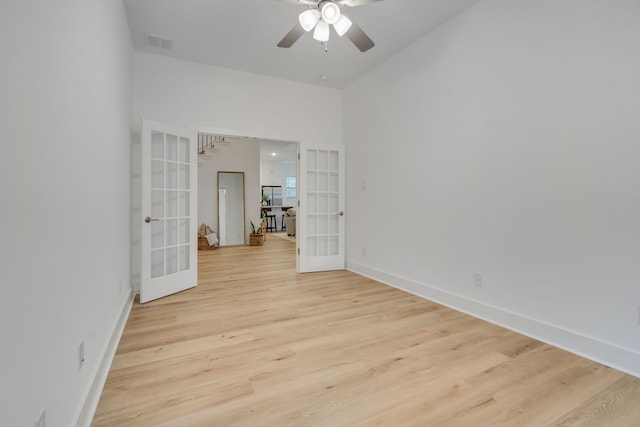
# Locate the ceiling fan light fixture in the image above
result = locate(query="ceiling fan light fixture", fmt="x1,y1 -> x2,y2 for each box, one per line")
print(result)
277,0 -> 377,52
333,14 -> 352,37
313,20 -> 330,42
320,2 -> 341,25
299,9 -> 321,32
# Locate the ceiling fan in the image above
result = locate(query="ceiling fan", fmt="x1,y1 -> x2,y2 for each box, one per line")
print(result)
277,0 -> 383,52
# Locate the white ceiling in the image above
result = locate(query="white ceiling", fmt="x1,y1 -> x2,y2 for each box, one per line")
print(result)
123,0 -> 480,89
260,140 -> 297,163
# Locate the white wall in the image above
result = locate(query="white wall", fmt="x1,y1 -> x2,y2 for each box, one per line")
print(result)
132,52 -> 342,145
198,141 -> 261,244
0,0 -> 133,426
344,0 -> 640,376
132,52 -> 341,245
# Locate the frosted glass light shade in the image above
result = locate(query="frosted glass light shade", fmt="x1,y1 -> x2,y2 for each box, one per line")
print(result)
320,2 -> 341,25
333,14 -> 352,37
299,9 -> 321,32
313,20 -> 330,42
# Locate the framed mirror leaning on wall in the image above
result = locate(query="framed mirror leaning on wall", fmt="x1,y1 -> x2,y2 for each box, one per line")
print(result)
217,171 -> 245,246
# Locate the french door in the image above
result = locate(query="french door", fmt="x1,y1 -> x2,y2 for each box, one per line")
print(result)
298,143 -> 345,272
140,120 -> 197,303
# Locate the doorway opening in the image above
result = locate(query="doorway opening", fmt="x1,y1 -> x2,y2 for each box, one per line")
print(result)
195,132 -> 298,254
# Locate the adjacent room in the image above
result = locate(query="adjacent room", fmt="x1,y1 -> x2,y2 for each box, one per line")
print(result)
2,0 -> 639,426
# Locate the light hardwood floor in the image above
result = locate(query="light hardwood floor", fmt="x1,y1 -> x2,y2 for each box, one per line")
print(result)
93,238 -> 640,426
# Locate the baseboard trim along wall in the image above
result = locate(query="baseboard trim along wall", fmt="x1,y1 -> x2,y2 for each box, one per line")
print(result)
346,260 -> 640,379
73,292 -> 135,427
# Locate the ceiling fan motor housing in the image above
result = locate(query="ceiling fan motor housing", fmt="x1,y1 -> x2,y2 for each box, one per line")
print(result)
320,1 -> 341,25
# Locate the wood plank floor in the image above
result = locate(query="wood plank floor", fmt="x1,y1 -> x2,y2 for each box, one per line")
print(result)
93,237 -> 640,426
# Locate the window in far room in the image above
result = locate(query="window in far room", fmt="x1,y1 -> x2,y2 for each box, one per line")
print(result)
286,176 -> 297,198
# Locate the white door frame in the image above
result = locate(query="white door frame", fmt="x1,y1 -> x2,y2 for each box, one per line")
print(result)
189,125 -> 346,273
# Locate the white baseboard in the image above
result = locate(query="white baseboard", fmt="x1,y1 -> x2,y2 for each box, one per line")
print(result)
73,292 -> 135,427
346,260 -> 640,379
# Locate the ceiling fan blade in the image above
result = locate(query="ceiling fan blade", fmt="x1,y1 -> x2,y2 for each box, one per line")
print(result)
276,0 -> 319,5
345,21 -> 375,52
277,23 -> 306,48
336,0 -> 383,7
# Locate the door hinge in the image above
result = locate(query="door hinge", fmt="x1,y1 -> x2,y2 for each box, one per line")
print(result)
297,248 -> 300,255
297,200 -> 300,207
298,153 -> 300,160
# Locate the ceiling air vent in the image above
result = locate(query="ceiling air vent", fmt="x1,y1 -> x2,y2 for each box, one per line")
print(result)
145,33 -> 172,51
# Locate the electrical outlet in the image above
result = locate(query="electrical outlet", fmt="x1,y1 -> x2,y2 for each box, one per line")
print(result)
362,247 -> 366,257
361,181 -> 366,191
474,273 -> 483,288
35,409 -> 46,427
79,341 -> 85,369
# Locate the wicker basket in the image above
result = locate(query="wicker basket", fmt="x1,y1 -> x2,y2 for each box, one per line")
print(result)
198,236 -> 213,250
250,233 -> 264,246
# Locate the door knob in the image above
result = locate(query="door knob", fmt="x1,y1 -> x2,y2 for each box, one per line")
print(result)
144,216 -> 160,223
336,211 -> 344,216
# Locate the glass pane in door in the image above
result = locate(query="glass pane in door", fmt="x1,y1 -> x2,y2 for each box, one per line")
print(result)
151,221 -> 164,249
179,245 -> 189,272
305,148 -> 340,259
179,191 -> 189,216
166,219 -> 178,246
150,131 -> 187,281
166,191 -> 178,217
166,247 -> 178,275
166,134 -> 178,161
151,249 -> 164,278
